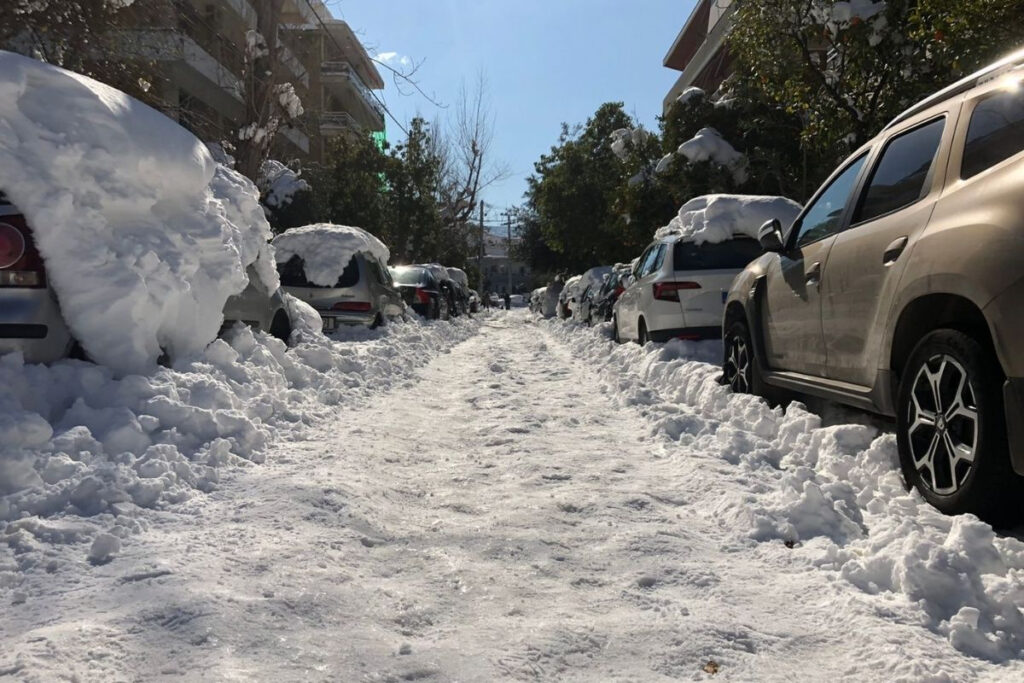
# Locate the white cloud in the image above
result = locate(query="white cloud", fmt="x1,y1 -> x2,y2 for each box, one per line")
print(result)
374,51 -> 411,68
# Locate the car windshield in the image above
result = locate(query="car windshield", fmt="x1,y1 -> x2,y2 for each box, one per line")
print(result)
672,238 -> 763,271
278,255 -> 360,288
391,267 -> 428,286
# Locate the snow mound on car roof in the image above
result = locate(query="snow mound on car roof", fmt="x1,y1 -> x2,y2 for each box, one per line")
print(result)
655,194 -> 803,245
272,224 -> 390,287
0,51 -> 277,375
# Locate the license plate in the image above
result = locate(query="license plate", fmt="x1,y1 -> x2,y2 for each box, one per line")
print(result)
322,317 -> 336,331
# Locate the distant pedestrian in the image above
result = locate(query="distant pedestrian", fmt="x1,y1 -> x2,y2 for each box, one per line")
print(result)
504,292 -> 511,310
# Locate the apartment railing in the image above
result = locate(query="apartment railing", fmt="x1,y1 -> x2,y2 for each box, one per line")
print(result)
319,111 -> 362,130
321,61 -> 385,119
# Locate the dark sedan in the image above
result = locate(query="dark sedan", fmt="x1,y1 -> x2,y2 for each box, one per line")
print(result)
389,265 -> 450,320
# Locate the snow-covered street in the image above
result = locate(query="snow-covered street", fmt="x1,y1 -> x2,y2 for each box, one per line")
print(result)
5,311 -> 1024,681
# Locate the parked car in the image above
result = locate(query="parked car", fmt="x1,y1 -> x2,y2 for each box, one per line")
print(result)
529,287 -> 546,313
614,235 -> 762,344
723,49 -> 1024,522
587,265 -> 631,325
389,265 -> 450,320
279,252 -> 404,330
468,289 -> 481,313
220,261 -> 293,343
0,192 -> 73,363
570,267 -> 613,323
558,275 -> 583,319
446,267 -> 471,316
421,264 -> 462,317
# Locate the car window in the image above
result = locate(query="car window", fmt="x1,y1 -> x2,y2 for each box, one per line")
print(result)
650,244 -> 667,273
392,267 -> 427,286
378,259 -> 394,285
673,238 -> 763,271
794,154 -> 867,247
854,118 -> 945,224
962,88 -> 1024,179
634,245 -> 654,277
278,255 -> 359,289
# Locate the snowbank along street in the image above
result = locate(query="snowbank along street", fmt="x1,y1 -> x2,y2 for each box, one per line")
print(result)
4,311 -> 1024,681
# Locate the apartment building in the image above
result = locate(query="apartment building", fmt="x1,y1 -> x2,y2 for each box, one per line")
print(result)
479,232 -> 532,294
121,0 -> 384,164
662,0 -> 735,113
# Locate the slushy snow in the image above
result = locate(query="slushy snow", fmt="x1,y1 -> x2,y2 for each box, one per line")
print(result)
655,194 -> 803,245
271,223 -> 390,287
0,51 -> 276,374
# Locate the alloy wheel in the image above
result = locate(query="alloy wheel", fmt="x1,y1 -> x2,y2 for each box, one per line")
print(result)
724,334 -> 751,394
906,354 -> 979,495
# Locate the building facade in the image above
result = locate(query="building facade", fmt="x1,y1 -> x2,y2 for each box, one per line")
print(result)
478,232 -> 532,295
120,0 -> 384,164
662,0 -> 735,113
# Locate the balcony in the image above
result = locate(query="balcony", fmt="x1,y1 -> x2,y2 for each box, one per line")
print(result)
321,61 -> 385,129
319,111 -> 362,133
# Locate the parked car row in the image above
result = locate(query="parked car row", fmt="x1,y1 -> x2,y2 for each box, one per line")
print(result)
0,201 -> 478,364
543,49 -> 1024,524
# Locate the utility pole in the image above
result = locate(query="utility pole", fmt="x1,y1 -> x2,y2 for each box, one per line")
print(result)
501,209 -> 514,294
479,200 -> 485,292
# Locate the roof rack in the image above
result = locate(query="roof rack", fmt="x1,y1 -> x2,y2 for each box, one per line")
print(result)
883,46 -> 1024,131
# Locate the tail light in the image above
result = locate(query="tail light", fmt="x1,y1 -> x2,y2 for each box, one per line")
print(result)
614,285 -> 624,297
414,288 -> 431,304
653,281 -> 700,301
0,220 -> 46,288
331,301 -> 372,312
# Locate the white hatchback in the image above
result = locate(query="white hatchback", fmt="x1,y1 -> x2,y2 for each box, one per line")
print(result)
613,235 -> 762,344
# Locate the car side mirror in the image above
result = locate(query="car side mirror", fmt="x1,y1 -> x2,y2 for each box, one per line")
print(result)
758,219 -> 785,253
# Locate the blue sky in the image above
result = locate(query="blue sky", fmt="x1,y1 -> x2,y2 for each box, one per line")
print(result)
326,0 -> 696,223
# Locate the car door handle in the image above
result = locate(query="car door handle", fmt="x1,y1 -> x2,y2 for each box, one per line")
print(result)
883,236 -> 909,265
806,261 -> 821,287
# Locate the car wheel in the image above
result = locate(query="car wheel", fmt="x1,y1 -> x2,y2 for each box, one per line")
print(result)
270,311 -> 292,345
896,329 -> 1020,524
637,319 -> 649,346
612,315 -> 622,344
723,320 -> 755,395
370,313 -> 384,329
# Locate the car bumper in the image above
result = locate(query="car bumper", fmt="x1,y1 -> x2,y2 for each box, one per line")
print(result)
648,326 -> 722,343
0,287 -> 71,363
320,312 -> 376,329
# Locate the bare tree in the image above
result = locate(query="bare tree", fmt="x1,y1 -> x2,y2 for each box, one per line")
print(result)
436,74 -> 510,228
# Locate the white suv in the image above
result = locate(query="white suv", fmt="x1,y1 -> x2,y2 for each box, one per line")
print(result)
614,235 -> 762,344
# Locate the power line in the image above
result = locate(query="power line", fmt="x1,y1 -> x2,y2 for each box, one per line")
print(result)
298,0 -> 409,137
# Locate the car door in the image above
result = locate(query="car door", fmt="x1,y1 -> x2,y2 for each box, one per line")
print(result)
761,153 -> 869,376
822,116 -> 951,386
617,244 -> 655,339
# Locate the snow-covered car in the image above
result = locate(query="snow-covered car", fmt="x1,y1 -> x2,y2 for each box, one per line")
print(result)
468,289 -> 481,313
274,225 -> 404,331
389,265 -> 450,320
528,287 -> 546,313
220,262 -> 293,343
587,265 -> 631,325
614,234 -> 763,344
446,266 -> 471,316
421,264 -> 463,317
0,192 -> 74,363
558,275 -> 583,319
569,266 -> 613,323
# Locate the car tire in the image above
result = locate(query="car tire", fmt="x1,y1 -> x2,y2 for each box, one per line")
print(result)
370,313 -> 384,329
612,315 -> 622,344
637,319 -> 648,346
270,311 -> 292,345
723,319 -> 762,396
895,329 -> 1021,524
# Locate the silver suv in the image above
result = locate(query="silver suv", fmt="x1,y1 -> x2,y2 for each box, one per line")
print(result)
723,49 -> 1024,522
279,252 -> 405,330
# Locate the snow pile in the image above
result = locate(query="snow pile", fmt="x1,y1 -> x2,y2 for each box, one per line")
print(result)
675,86 -> 706,106
655,153 -> 675,175
609,128 -> 649,161
259,159 -> 310,209
677,127 -> 749,183
654,194 -> 803,245
815,0 -> 885,27
272,224 -> 390,287
544,319 -> 1024,661
0,315 -> 478,572
0,51 -> 276,374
